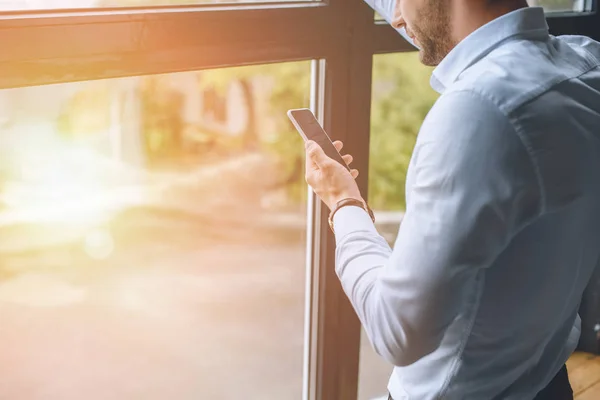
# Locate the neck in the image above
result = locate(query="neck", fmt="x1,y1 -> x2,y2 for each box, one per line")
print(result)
451,0 -> 529,43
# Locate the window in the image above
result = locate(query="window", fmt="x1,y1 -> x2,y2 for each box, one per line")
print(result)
0,62 -> 311,399
0,1 -> 372,397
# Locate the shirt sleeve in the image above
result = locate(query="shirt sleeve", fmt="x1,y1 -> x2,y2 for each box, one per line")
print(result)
333,90 -> 542,366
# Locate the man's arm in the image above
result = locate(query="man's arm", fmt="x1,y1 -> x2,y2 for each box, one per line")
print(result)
333,90 -> 542,366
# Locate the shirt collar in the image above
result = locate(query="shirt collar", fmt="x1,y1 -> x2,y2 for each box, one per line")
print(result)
430,7 -> 550,93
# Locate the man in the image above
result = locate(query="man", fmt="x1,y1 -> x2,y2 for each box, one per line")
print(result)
304,0 -> 600,399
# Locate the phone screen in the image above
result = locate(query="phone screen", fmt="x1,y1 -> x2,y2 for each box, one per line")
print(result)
287,109 -> 350,171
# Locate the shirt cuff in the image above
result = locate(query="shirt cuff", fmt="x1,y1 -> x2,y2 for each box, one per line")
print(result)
332,205 -> 379,242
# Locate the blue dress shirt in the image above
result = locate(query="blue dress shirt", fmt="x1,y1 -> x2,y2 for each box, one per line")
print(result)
335,5 -> 600,399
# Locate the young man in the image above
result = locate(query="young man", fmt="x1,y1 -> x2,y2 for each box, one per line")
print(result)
304,1 -> 600,399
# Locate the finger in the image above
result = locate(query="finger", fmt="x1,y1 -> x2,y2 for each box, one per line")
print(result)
333,141 -> 343,152
342,154 -> 353,166
305,141 -> 329,170
351,169 -> 359,179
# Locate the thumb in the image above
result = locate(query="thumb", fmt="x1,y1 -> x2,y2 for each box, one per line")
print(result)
305,141 -> 328,169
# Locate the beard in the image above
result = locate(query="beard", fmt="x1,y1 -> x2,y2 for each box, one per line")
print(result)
412,0 -> 455,66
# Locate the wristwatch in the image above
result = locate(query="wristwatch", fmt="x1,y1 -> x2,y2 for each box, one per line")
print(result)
328,198 -> 376,233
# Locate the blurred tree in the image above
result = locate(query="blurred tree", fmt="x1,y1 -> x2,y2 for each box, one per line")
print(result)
369,53 -> 438,211
57,82 -> 112,138
198,62 -> 311,202
140,75 -> 185,165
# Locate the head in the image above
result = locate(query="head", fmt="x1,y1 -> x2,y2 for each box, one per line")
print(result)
392,0 -> 454,66
392,0 -> 529,66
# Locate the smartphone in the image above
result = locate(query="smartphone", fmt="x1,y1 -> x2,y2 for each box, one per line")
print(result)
287,108 -> 350,171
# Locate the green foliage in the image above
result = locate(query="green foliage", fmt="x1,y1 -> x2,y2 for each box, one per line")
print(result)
141,76 -> 185,164
261,62 -> 312,201
369,53 -> 438,211
199,62 -> 311,201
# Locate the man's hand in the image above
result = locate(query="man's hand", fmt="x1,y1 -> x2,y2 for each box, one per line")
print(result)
305,140 -> 364,210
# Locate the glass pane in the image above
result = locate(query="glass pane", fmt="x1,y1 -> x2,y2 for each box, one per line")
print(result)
528,0 -> 587,12
0,0 -> 316,11
358,52 -> 438,400
0,61 -> 311,399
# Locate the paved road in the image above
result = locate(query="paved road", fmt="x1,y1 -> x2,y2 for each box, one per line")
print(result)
0,216 -> 392,400
0,240 -> 306,400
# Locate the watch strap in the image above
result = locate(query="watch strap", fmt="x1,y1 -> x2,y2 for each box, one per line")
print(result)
328,198 -> 375,233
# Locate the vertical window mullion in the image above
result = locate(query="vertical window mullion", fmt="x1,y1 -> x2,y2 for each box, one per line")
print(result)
303,58 -> 327,400
305,1 -> 376,399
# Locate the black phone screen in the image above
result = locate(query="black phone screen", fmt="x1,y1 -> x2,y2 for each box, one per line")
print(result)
288,109 -> 350,171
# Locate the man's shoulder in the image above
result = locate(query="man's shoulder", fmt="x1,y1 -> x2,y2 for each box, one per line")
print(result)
414,89 -> 537,198
556,34 -> 600,64
447,35 -> 600,115
447,41 -> 548,115
418,89 -> 518,157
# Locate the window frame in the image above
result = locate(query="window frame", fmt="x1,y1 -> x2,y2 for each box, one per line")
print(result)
546,0 -> 599,38
0,1 -> 596,399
